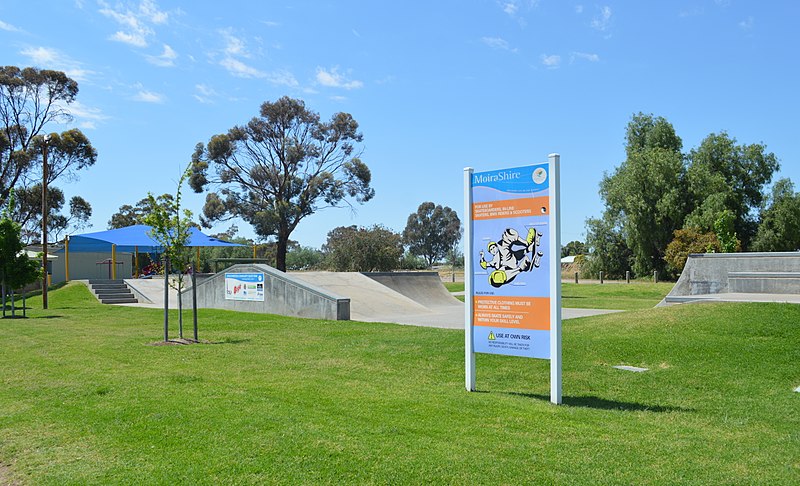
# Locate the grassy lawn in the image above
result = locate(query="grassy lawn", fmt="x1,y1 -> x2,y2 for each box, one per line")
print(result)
561,282 -> 673,310
443,282 -> 464,293
448,282 -> 672,309
0,283 -> 798,484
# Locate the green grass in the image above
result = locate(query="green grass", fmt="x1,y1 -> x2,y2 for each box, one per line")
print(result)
561,282 -> 673,310
443,282 -> 464,293
449,282 -> 671,309
0,283 -> 798,484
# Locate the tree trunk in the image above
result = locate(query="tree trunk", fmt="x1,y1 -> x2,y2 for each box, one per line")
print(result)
276,231 -> 288,272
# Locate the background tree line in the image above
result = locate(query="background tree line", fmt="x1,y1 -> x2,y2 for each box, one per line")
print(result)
108,199 -> 463,274
583,112 -> 798,280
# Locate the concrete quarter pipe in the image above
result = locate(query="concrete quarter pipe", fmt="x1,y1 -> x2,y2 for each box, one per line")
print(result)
292,271 -> 464,328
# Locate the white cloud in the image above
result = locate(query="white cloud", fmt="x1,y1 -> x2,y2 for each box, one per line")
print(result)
502,2 -> 519,16
571,51 -> 599,62
193,84 -> 217,104
265,69 -> 299,87
19,46 -> 95,82
481,37 -> 517,52
51,99 -> 109,129
215,28 -> 296,87
146,44 -> 177,67
20,46 -> 59,65
498,1 -> 538,17
0,19 -> 23,32
739,16 -> 754,31
219,29 -> 251,58
540,54 -> 561,69
575,5 -> 584,14
110,30 -> 148,48
98,0 -> 170,48
315,67 -> 363,90
66,101 -> 109,128
133,89 -> 165,103
591,6 -> 612,32
218,58 -> 298,87
220,57 -> 265,78
139,0 -> 168,24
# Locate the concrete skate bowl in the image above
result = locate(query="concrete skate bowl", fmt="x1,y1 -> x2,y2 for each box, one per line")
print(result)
661,252 -> 800,305
292,271 -> 464,329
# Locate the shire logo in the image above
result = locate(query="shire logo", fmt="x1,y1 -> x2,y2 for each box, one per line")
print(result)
473,170 -> 521,185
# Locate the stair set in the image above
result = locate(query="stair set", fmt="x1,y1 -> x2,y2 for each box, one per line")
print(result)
89,279 -> 138,304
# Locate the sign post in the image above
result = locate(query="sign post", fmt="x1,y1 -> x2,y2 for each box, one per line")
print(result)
464,154 -> 561,404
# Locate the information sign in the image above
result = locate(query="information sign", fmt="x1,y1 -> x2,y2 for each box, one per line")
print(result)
224,272 -> 265,302
464,154 -> 562,403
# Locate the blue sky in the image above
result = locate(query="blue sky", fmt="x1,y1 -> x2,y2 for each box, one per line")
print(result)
2,1 -> 798,249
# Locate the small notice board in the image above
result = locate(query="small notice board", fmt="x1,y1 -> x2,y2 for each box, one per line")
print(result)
225,272 -> 266,302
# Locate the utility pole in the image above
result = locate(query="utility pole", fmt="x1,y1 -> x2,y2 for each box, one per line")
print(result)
42,135 -> 50,310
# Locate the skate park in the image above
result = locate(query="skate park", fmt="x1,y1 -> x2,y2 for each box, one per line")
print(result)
116,264 -> 620,329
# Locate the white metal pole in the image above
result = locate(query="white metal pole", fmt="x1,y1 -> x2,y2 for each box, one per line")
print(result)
464,167 -> 476,391
549,153 -> 562,404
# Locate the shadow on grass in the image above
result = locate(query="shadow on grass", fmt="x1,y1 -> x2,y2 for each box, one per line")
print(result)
147,338 -> 252,346
209,338 -> 251,345
506,392 -> 693,413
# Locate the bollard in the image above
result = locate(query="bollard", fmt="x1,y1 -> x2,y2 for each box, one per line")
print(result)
599,271 -> 604,284
574,271 -> 579,284
653,270 -> 658,283
626,270 -> 630,284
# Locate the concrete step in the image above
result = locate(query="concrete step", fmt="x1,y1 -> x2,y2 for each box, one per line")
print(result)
91,283 -> 127,289
100,297 -> 138,304
95,290 -> 135,297
86,280 -> 138,304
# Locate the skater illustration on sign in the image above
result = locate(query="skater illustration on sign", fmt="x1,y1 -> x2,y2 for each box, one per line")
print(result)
479,227 -> 543,287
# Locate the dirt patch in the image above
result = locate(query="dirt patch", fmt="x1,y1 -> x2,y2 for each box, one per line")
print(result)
0,461 -> 21,486
146,338 -> 210,346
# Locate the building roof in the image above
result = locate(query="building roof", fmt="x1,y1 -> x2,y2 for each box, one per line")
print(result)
65,224 -> 243,253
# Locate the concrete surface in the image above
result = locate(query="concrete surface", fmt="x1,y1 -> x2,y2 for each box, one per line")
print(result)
108,269 -> 622,330
293,271 -> 620,329
662,252 -> 800,306
363,272 -> 462,307
662,292 -> 800,305
186,264 -> 349,320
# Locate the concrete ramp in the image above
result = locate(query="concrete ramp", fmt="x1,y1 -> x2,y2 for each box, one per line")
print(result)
187,264 -> 349,320
362,272 -> 461,308
661,252 -> 800,306
291,272 -> 435,322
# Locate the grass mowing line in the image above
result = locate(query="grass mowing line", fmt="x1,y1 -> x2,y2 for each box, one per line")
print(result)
0,283 -> 797,483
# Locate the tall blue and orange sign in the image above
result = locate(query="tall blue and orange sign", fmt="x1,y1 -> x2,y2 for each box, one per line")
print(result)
464,155 -> 562,403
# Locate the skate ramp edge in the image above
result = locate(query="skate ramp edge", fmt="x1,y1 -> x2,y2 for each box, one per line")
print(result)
660,252 -> 800,306
291,272 -> 437,322
362,271 -> 461,308
188,264 -> 350,320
